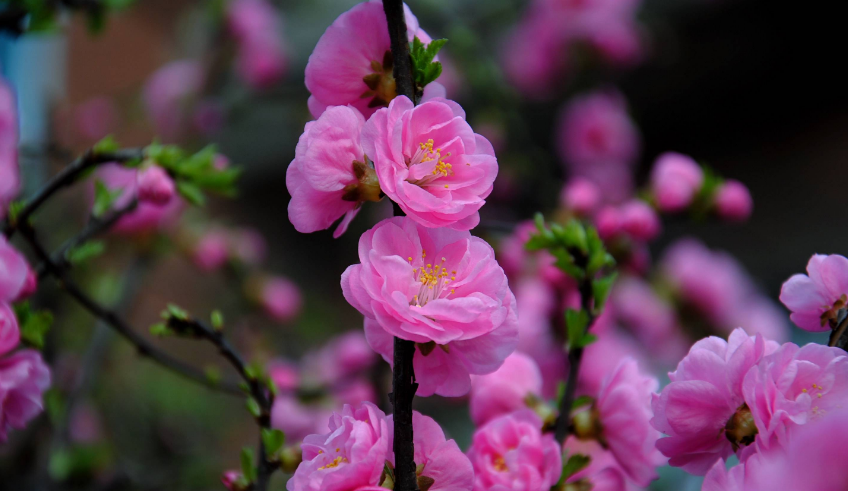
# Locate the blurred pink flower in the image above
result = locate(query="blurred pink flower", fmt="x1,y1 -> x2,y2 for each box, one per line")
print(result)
561,178 -> 601,216
1,236 -> 29,303
227,0 -> 288,89
230,228 -> 267,266
142,60 -> 203,142
261,276 -> 302,323
512,279 -> 566,399
0,349 -> 51,442
651,328 -> 778,475
267,359 -> 300,392
467,410 -> 562,490
469,352 -> 543,426
192,230 -> 230,272
362,96 -> 498,230
1,78 -> 20,219
650,152 -> 703,212
137,165 -> 175,205
286,105 -> 370,238
780,254 -> 848,332
578,325 -> 648,397
563,435 -> 640,490
612,276 -> 688,363
501,10 -> 569,99
271,396 -> 332,444
714,180 -> 752,221
221,470 -> 244,491
0,303 -> 20,356
301,331 -> 376,387
618,199 -> 660,241
73,97 -> 119,142
69,402 -> 103,444
498,221 -> 566,287
94,164 -> 183,234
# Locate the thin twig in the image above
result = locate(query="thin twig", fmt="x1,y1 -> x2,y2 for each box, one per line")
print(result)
829,314 -> 848,350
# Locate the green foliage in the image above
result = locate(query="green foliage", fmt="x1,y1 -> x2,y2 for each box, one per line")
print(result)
211,310 -> 224,331
163,303 -> 189,321
246,397 -> 262,418
565,309 -> 595,349
6,200 -> 26,222
145,143 -> 241,206
13,302 -> 53,349
67,240 -> 106,265
560,453 -> 592,483
261,429 -> 286,457
93,135 -> 120,154
571,395 -> 593,410
92,179 -> 123,217
240,447 -> 258,483
149,322 -> 173,337
591,272 -> 618,315
410,37 -> 448,92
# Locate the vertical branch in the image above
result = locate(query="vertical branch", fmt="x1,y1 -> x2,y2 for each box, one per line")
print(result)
382,1 -> 419,489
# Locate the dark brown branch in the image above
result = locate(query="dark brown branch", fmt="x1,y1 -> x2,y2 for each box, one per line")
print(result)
829,313 -> 848,350
382,0 -> 416,103
0,6 -> 27,35
17,224 -> 242,395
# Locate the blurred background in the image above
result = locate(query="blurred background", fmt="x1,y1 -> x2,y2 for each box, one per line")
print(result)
1,0 -> 845,489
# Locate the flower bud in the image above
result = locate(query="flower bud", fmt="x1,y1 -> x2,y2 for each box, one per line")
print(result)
137,165 -> 175,205
221,470 -> 247,491
620,200 -> 660,241
13,266 -> 38,302
261,277 -> 302,323
560,178 -> 600,216
650,152 -> 703,212
595,206 -> 621,240
714,179 -> 752,221
193,231 -> 230,272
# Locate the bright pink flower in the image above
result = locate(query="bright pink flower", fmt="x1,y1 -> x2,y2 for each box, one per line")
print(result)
714,180 -> 752,221
386,411 -> 474,491
593,359 -> 664,486
702,460 -> 744,491
1,78 -> 19,219
561,178 -> 601,215
362,96 -> 498,230
619,199 -> 660,241
650,152 -> 703,212
73,96 -> 118,142
780,254 -> 848,332
343,217 -> 517,396
651,328 -> 779,475
1,303 -> 20,356
137,165 -> 175,205
467,410 -> 562,490
286,105 -> 372,238
142,60 -> 203,142
301,331 -> 376,387
0,349 -> 51,442
742,342 -> 848,449
193,230 -> 230,272
261,277 -> 302,323
13,268 -> 37,303
287,402 -> 389,491
469,352 -> 543,426
93,164 -> 183,234
304,1 -> 430,119
227,0 -> 287,89
1,236 -> 29,303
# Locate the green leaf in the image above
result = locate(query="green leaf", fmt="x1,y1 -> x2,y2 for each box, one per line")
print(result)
67,240 -> 106,265
261,429 -> 286,456
571,395 -> 593,410
562,220 -> 588,254
14,302 -> 53,349
410,37 -> 448,89
592,272 -> 618,314
561,453 -> 591,481
246,397 -> 262,418
93,135 -> 119,154
149,323 -> 173,337
7,200 -> 26,221
240,447 -> 258,483
165,303 -> 189,320
176,180 -> 206,206
565,309 -> 589,349
204,365 -> 222,385
92,179 -> 122,217
211,310 -> 224,330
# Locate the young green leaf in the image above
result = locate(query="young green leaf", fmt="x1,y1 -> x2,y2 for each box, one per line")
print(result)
592,272 -> 618,314
561,453 -> 591,481
67,240 -> 106,265
240,447 -> 258,483
93,135 -> 119,154
92,179 -> 122,217
176,181 -> 206,206
261,429 -> 286,457
565,309 -> 589,349
246,397 -> 262,418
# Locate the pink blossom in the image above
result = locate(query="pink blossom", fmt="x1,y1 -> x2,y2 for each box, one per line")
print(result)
301,331 -> 376,387
650,328 -> 778,475
271,396 -> 332,444
561,178 -> 601,215
650,152 -> 703,212
287,402 -> 389,491
0,349 -> 51,442
467,410 -> 562,490
137,165 -> 175,205
267,359 -> 300,392
578,326 -> 648,397
1,78 -> 20,218
563,437 -> 639,491
742,342 -> 848,449
286,105 -> 373,238
93,164 -> 183,234
73,97 -> 118,142
343,217 -> 517,397
612,276 -> 688,363
304,0 -> 431,119
498,221 -> 566,287
230,228 -> 267,265
713,180 -> 752,221
595,206 -> 622,240
618,199 -> 660,241
589,20 -> 643,66
1,236 -> 29,303
227,0 -> 287,89
192,230 -> 230,271
702,460 -> 744,491
469,352 -> 543,426
362,96 -> 498,230
221,470 -> 244,491
261,276 -> 302,323
500,10 -> 569,99
142,60 -> 203,142
512,279 -> 566,398
780,254 -> 848,332
14,268 -> 37,303
1,303 -> 19,356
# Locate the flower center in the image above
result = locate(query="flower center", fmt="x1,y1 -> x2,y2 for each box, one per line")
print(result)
724,403 -> 758,451
572,406 -> 603,442
342,159 -> 382,203
361,51 -> 397,109
405,139 -> 455,189
317,455 -> 348,470
804,382 -> 828,419
493,455 -> 508,472
409,250 -> 456,306
820,293 -> 848,328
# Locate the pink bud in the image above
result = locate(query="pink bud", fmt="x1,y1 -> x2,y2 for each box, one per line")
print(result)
620,200 -> 661,241
193,231 -> 230,272
267,359 -> 300,392
560,178 -> 600,215
650,152 -> 703,212
137,166 -> 175,205
595,206 -> 621,240
714,180 -> 752,221
214,154 -> 231,170
221,470 -> 243,491
261,277 -> 302,323
13,267 -> 38,302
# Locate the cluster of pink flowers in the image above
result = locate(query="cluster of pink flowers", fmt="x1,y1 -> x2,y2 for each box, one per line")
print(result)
651,328 -> 848,479
226,0 -> 288,90
1,237 -> 50,442
1,78 -> 20,219
93,164 -> 184,235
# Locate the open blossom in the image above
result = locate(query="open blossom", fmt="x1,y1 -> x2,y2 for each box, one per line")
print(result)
261,276 -> 302,323
94,164 -> 183,234
344,217 -> 517,397
650,152 -> 703,212
742,342 -> 848,449
714,180 -> 752,221
305,0 -> 440,119
287,105 -> 378,237
469,352 -> 544,426
362,96 -> 498,230
651,328 -> 778,475
1,237 -> 29,303
779,254 -> 848,332
467,410 -> 562,491
1,78 -> 20,219
0,350 -> 51,442
227,0 -> 287,89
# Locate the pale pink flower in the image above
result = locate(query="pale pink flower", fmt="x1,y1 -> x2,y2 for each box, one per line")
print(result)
192,230 -> 230,271
780,254 -> 848,332
287,402 -> 389,491
702,460 -> 744,491
467,410 -> 562,491
651,328 -> 779,475
261,276 -> 302,323
714,180 -> 752,221
227,0 -> 287,89
618,199 -> 660,241
612,276 -> 688,363
93,164 -> 183,234
137,165 -> 175,205
286,105 -> 372,238
742,342 -> 848,449
344,217 -> 517,397
578,326 -> 648,398
0,349 -> 51,442
1,303 -> 20,356
304,0 -> 431,119
142,60 -> 203,142
650,152 -> 703,212
469,352 -> 543,426
593,359 -> 665,486
362,96 -> 498,230
561,178 -> 601,216
1,78 -> 19,218
301,331 -> 376,387
512,278 -> 566,399
1,236 -> 29,303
